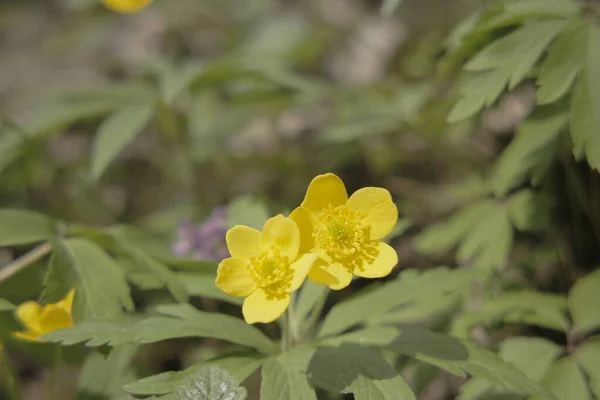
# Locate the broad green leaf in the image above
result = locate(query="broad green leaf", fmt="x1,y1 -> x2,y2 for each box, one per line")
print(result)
39,240 -> 78,304
447,70 -> 509,122
492,109 -> 568,195
534,356 -> 590,400
385,328 -> 469,361
319,267 -> 476,338
575,337 -> 600,398
78,345 -> 138,400
43,304 -> 275,353
178,272 -> 243,305
0,209 -> 53,246
465,20 -> 567,89
110,227 -> 188,303
108,225 -> 174,261
125,353 -> 264,396
458,378 -> 524,400
367,293 -> 460,325
60,83 -> 157,107
261,346 -> 317,400
415,200 -> 496,256
537,18 -> 588,104
570,24 -> 600,170
227,195 -> 269,230
507,190 -> 552,232
0,299 -> 14,311
569,268 -> 600,336
499,337 -> 562,381
91,104 -> 155,180
320,327 -> 400,348
175,366 -> 247,400
160,61 -> 206,105
60,238 -> 134,321
457,204 -> 513,270
295,281 -> 328,324
308,343 -> 416,400
502,0 -> 580,17
452,290 -> 569,337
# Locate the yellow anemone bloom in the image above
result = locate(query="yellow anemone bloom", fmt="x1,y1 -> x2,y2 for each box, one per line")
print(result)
13,290 -> 75,342
216,215 -> 316,324
101,0 -> 152,13
290,173 -> 398,290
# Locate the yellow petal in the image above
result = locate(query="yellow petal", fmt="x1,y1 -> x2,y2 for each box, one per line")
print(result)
56,289 -> 75,311
226,225 -> 261,259
101,0 -> 152,13
13,331 -> 43,342
260,215 -> 299,260
308,262 -> 352,290
355,242 -> 398,278
289,207 -> 315,253
301,173 -> 348,215
39,308 -> 73,333
216,258 -> 257,296
347,187 -> 398,240
15,302 -> 43,333
287,253 -> 318,293
242,289 -> 290,324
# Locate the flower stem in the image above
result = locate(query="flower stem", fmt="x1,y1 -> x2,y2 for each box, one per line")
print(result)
48,344 -> 62,400
0,242 -> 52,285
303,288 -> 329,338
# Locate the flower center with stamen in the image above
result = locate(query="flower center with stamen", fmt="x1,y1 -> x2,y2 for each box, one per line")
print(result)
248,246 -> 293,299
313,204 -> 376,272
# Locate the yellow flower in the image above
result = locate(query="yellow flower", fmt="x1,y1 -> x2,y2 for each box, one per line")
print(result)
290,173 -> 398,290
13,290 -> 75,342
101,0 -> 153,13
216,215 -> 316,324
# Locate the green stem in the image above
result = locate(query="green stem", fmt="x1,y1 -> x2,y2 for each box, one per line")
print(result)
0,344 -> 23,400
0,242 -> 52,285
48,344 -> 62,400
303,288 -> 329,339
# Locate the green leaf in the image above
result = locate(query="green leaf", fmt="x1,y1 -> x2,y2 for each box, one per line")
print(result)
534,356 -> 590,400
385,328 -> 469,361
125,353 -> 264,396
0,299 -> 15,311
78,345 -> 138,400
447,70 -> 509,122
0,127 -> 24,175
319,267 -> 476,338
43,304 -> 275,353
177,272 -> 243,305
457,204 -> 513,270
175,366 -> 247,400
452,290 -> 569,337
502,0 -> 580,17
110,226 -> 188,303
227,195 -> 269,230
91,104 -> 154,180
415,200 -> 496,256
570,24 -> 600,169
569,268 -> 600,336
499,337 -> 562,381
295,281 -> 328,324
575,337 -> 600,398
537,18 -> 588,104
320,327 -> 400,348
39,240 -> 78,304
0,209 -> 54,246
160,61 -> 206,105
492,109 -> 568,195
308,343 -> 416,399
465,20 -> 567,88
507,190 -> 552,232
261,346 -> 317,400
60,238 -> 134,321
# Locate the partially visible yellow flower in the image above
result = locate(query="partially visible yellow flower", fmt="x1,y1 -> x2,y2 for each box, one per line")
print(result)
13,290 -> 75,342
216,215 -> 316,324
101,0 -> 153,13
290,173 -> 398,290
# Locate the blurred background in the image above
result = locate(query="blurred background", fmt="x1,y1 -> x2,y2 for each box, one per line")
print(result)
1,0 -> 589,399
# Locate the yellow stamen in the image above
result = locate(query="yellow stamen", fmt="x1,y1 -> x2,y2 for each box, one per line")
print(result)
248,247 -> 294,300
313,204 -> 377,272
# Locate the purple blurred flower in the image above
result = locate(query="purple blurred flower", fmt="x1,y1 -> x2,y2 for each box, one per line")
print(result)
172,207 -> 229,261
